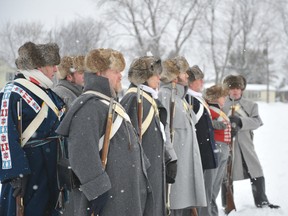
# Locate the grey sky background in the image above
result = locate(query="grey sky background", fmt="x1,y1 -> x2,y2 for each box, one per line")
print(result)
0,0 -> 97,28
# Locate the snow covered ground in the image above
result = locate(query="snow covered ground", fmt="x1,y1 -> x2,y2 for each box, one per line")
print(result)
217,102 -> 288,216
1,102 -> 287,215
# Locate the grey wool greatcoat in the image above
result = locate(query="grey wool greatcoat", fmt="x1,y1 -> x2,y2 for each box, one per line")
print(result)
56,74 -> 151,216
223,97 -> 264,181
121,84 -> 168,216
53,79 -> 83,110
53,80 -> 83,216
158,83 -> 206,209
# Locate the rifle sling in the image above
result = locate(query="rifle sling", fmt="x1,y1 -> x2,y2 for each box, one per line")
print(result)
21,103 -> 48,147
14,78 -> 60,117
14,79 -> 62,147
83,91 -> 130,151
125,87 -> 158,136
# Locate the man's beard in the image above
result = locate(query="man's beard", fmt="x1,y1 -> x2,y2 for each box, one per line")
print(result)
177,77 -> 188,86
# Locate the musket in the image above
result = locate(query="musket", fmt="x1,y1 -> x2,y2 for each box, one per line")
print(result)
225,98 -> 236,215
101,98 -> 114,170
16,99 -> 24,216
137,85 -> 143,142
169,82 -> 176,142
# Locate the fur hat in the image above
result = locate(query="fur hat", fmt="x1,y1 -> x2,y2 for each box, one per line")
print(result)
57,55 -> 85,79
73,55 -> 85,72
204,84 -> 229,102
15,41 -> 60,70
36,43 -> 60,66
160,56 -> 189,83
187,65 -> 204,83
85,48 -> 125,73
128,56 -> 162,85
16,42 -> 43,70
223,75 -> 246,90
57,56 -> 74,79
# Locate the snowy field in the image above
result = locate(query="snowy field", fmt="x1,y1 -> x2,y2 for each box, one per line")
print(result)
217,102 -> 288,216
1,102 -> 287,215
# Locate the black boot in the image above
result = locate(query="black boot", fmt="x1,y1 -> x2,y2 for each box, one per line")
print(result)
256,201 -> 280,209
251,177 -> 280,209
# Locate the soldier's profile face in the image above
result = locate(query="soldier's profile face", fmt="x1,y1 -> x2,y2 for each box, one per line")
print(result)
177,72 -> 188,86
147,74 -> 160,90
101,69 -> 123,93
39,65 -> 57,80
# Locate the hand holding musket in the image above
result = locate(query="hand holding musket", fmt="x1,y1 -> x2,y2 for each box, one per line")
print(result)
137,85 -> 143,142
101,98 -> 114,170
225,98 -> 236,215
16,99 -> 25,216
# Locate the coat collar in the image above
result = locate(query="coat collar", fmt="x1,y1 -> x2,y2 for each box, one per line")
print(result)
56,79 -> 83,96
83,73 -> 114,98
160,82 -> 187,99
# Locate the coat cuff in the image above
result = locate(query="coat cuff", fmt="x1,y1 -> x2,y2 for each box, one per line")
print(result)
80,172 -> 111,201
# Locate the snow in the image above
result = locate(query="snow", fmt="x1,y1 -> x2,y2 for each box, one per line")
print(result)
1,102 -> 287,215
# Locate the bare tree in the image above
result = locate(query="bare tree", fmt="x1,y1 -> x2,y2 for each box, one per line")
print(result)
167,0 -> 208,57
201,0 -> 241,83
0,22 -> 46,66
99,0 -> 208,58
54,18 -> 108,56
99,0 -> 172,56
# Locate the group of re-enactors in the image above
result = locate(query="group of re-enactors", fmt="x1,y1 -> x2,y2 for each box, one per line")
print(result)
0,41 -> 280,216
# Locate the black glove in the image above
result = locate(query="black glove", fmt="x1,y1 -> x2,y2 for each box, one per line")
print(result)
229,116 -> 242,137
229,116 -> 242,128
166,161 -> 177,184
89,191 -> 109,215
10,175 -> 28,198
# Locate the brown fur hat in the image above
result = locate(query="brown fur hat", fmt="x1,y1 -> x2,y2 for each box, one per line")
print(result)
73,55 -> 85,72
204,84 -> 229,102
128,56 -> 162,85
15,42 -> 60,70
57,55 -> 85,80
160,56 -> 189,83
57,56 -> 74,79
36,43 -> 60,66
187,65 -> 204,83
16,42 -> 44,70
223,75 -> 246,90
85,48 -> 125,73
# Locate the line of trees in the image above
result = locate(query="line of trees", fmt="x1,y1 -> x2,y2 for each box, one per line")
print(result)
1,0 -> 288,87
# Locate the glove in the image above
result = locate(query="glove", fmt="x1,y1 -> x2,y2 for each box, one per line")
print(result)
89,191 -> 109,215
10,175 -> 28,198
229,116 -> 242,137
166,161 -> 177,184
212,120 -> 227,130
229,116 -> 242,129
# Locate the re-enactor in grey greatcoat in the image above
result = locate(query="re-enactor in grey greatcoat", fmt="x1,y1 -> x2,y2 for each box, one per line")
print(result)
53,56 -> 85,215
121,56 -> 177,216
221,75 -> 279,209
158,56 -> 206,216
56,48 -> 151,216
53,56 -> 84,109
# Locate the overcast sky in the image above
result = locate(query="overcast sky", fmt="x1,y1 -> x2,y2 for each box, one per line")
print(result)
0,0 -> 98,28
